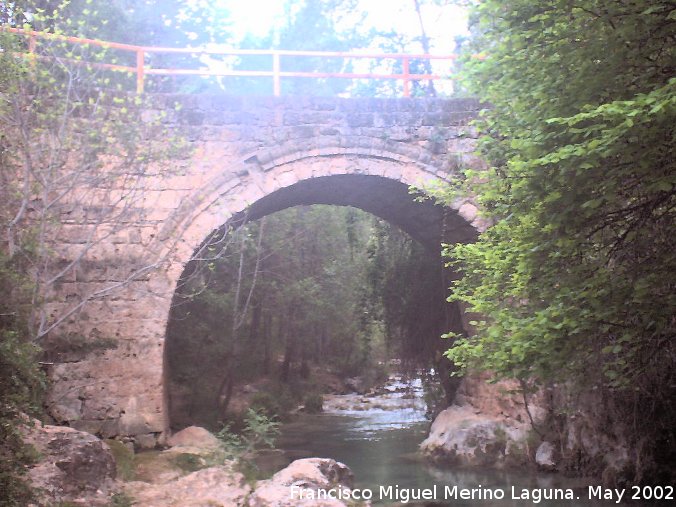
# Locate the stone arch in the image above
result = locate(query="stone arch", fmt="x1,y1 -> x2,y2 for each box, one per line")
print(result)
43,96 -> 486,444
156,147 -> 481,434
154,145 -> 481,277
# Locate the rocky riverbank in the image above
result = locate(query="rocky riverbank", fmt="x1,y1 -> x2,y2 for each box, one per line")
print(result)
24,371 -> 648,505
419,372 -> 647,488
420,372 -> 545,469
23,423 -> 360,506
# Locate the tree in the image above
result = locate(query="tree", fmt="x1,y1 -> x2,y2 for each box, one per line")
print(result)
166,206 -> 375,427
438,0 -> 675,483
361,218 -> 461,405
115,0 -> 236,92
165,203 -> 462,428
225,0 -> 456,97
1,24 -> 185,340
1,8 -> 188,500
224,0 -> 379,96
2,1 -> 231,45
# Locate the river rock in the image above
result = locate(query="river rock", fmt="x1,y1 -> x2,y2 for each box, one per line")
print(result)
344,376 -> 366,394
536,441 -> 557,470
420,371 -> 549,468
420,404 -> 530,467
23,423 -> 116,506
168,425 -> 221,449
249,458 -> 356,506
124,465 -> 251,507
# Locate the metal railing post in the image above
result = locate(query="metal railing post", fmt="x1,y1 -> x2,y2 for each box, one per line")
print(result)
402,57 -> 410,97
136,49 -> 145,93
28,31 -> 37,54
25,31 -> 37,70
272,52 -> 281,96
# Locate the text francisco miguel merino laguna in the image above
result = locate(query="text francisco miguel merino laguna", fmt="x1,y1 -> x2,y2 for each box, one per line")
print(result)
290,484 -> 632,504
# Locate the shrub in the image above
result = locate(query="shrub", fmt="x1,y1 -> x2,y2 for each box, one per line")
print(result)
303,393 -> 324,413
249,389 -> 295,420
0,254 -> 45,507
216,409 -> 280,460
173,453 -> 205,472
109,492 -> 133,507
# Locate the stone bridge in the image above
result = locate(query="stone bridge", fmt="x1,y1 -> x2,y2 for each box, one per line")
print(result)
46,95 -> 484,445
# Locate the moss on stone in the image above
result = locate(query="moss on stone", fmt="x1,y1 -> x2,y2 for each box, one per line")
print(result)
105,439 -> 135,481
173,452 -> 206,472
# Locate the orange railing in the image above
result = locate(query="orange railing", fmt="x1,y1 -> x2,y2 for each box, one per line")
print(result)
4,27 -> 457,96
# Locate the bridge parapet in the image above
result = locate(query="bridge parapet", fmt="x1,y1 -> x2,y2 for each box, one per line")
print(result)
152,95 -> 479,163
7,28 -> 458,95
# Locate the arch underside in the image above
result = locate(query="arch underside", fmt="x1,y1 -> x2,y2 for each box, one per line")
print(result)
161,155 -> 481,433
166,173 -> 477,430
229,174 -> 477,251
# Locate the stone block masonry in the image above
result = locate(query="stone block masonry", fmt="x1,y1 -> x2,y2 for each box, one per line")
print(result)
44,95 -> 484,445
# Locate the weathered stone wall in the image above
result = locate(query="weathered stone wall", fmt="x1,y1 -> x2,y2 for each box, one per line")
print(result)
44,95 -> 483,444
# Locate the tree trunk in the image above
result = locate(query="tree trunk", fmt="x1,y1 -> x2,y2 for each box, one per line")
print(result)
262,313 -> 272,375
215,357 -> 234,417
412,0 -> 436,96
280,320 -> 293,383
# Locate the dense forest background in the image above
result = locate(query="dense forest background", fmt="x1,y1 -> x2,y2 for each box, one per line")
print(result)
1,0 -> 674,504
166,205 -> 453,430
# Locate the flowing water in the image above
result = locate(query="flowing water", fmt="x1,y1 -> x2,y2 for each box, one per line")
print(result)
264,375 -> 643,506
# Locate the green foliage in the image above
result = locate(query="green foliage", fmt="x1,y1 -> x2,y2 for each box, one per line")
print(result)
0,256 -> 45,506
362,220 -> 452,369
1,2 -> 189,341
173,452 -> 205,473
444,0 -> 675,385
249,390 -> 296,421
214,423 -> 246,459
105,439 -> 135,482
242,408 -> 280,450
3,1 -> 233,46
216,409 -> 280,461
108,492 -> 133,507
1,4 -> 190,503
433,0 -> 675,481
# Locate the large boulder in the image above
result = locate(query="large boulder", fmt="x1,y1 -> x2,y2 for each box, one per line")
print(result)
454,371 -> 546,423
124,457 -> 355,507
535,441 -> 557,471
23,423 -> 116,506
124,465 -> 251,507
420,405 -> 531,467
168,426 -> 221,450
558,390 -> 633,486
249,458 -> 355,506
420,371 -> 549,468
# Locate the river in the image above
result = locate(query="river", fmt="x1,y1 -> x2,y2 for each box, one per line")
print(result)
263,375 -> 643,506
